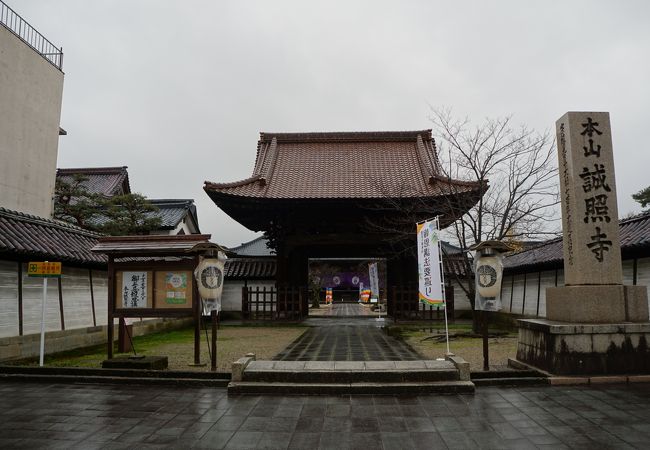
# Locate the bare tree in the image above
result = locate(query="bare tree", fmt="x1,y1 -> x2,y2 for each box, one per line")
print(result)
434,108 -> 560,319
363,109 -> 560,327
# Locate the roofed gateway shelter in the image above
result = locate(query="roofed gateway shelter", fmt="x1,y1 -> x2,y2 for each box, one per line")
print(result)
205,130 -> 484,313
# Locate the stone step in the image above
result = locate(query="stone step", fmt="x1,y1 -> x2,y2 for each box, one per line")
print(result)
471,369 -> 543,379
0,373 -> 230,387
472,377 -> 549,387
228,380 -> 475,395
243,360 -> 459,383
0,364 -> 230,380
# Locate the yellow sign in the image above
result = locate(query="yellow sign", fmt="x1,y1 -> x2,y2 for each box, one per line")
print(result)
28,262 -> 62,277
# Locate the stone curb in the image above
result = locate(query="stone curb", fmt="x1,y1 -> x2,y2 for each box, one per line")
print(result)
549,375 -> 650,385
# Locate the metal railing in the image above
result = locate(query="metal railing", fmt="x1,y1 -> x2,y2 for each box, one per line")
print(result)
0,1 -> 63,70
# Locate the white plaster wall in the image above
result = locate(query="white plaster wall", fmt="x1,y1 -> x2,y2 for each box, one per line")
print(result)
523,273 -> 540,316
636,257 -> 650,318
0,260 -> 108,338
622,260 -> 634,286
92,269 -> 109,326
510,274 -> 526,315
500,275 -> 514,313
21,264 -> 62,335
0,261 -> 19,338
60,267 -> 95,330
537,270 -> 557,317
0,26 -> 64,218
449,280 -> 471,311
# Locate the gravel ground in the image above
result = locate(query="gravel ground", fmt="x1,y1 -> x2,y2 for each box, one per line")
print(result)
404,332 -> 518,371
28,326 -> 306,373
163,326 -> 307,372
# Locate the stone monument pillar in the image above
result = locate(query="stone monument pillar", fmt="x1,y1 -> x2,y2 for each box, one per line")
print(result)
515,112 -> 650,375
546,112 -> 647,323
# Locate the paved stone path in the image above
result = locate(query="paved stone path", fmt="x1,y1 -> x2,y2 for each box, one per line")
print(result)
274,318 -> 420,361
1,381 -> 649,449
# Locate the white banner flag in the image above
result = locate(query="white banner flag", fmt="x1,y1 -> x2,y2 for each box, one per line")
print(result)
368,262 -> 379,299
417,219 -> 444,306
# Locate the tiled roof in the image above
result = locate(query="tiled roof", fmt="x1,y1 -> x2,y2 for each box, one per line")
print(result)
504,211 -> 650,272
148,199 -> 200,232
229,236 -> 275,256
225,258 -> 277,279
204,130 -> 483,200
92,235 -> 222,256
0,207 -> 106,266
56,166 -> 131,196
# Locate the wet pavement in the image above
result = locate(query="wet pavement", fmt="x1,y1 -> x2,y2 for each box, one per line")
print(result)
273,317 -> 420,361
1,381 -> 650,449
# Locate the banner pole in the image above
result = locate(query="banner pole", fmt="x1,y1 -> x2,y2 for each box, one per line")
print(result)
39,275 -> 48,367
436,217 -> 451,356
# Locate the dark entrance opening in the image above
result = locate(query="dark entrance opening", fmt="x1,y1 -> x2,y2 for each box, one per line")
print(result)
307,258 -> 386,317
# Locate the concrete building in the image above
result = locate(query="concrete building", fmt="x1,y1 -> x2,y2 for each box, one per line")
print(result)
0,2 -> 65,218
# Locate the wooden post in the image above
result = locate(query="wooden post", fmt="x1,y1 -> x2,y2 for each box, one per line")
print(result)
193,257 -> 200,365
89,269 -> 97,327
482,310 -> 489,371
241,286 -> 248,319
211,309 -> 217,372
17,262 -> 23,336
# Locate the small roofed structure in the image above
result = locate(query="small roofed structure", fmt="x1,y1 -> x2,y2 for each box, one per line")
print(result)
92,234 -> 227,360
205,130 -> 485,292
147,199 -> 200,235
56,166 -> 131,197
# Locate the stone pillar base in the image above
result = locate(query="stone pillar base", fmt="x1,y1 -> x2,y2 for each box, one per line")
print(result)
515,319 -> 650,375
546,285 -> 648,323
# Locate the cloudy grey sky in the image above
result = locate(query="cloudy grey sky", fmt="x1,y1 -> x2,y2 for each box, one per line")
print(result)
15,0 -> 650,247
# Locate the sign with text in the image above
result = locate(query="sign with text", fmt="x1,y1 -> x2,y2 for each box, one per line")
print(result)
121,271 -> 148,308
416,218 -> 444,306
28,261 -> 61,278
556,112 -> 623,285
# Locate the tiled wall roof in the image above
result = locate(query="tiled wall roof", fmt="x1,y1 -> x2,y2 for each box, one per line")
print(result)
225,258 -> 276,279
504,211 -> 650,272
0,208 -> 106,266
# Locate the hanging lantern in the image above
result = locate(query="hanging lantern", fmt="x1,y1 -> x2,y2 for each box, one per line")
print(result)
470,240 -> 511,312
475,255 -> 502,298
195,252 -> 227,300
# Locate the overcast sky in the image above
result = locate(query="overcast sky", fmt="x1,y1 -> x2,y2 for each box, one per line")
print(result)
15,0 -> 650,247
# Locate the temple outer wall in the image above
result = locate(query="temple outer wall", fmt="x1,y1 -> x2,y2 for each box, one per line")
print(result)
0,25 -> 64,218
0,317 -> 193,363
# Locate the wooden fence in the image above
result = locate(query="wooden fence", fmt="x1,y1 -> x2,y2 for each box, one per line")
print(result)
241,286 -> 306,320
389,285 -> 454,322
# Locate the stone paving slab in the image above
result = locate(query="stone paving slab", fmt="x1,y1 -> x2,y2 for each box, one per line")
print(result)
273,323 -> 421,361
2,381 -> 650,449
